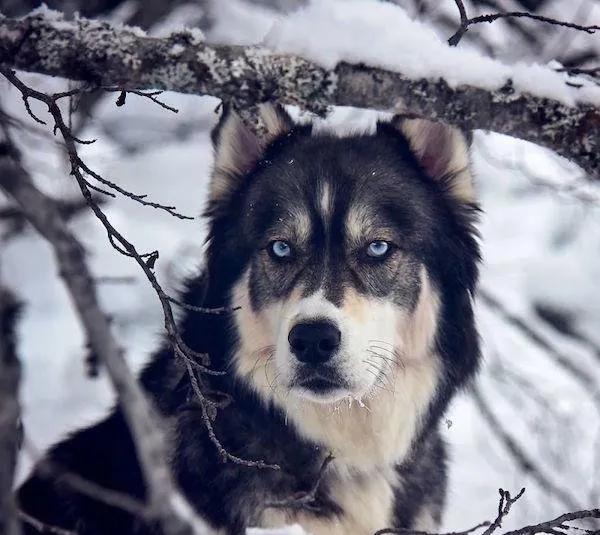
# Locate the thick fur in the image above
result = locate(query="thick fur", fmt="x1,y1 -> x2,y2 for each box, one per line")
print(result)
18,105 -> 481,535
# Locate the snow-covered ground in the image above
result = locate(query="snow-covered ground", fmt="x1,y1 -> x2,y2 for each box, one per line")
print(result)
2,0 -> 599,532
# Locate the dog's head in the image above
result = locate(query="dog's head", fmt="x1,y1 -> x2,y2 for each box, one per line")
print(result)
204,105 -> 480,413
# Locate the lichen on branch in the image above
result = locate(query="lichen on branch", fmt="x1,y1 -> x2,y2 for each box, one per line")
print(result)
0,10 -> 598,177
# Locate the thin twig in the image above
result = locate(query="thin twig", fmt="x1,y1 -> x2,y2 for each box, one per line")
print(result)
373,487 -> 526,535
0,95 -> 204,535
167,295 -> 236,315
2,73 -> 191,219
0,285 -> 21,535
481,488 -> 526,535
373,522 -> 491,535
502,508 -> 600,535
262,453 -> 334,511
1,67 -> 277,472
107,88 -> 180,113
183,359 -> 280,470
77,159 -> 193,220
18,510 -> 76,535
448,0 -> 600,46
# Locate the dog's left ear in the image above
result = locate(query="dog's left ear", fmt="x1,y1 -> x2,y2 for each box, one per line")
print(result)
388,117 -> 475,204
209,103 -> 294,208
258,102 -> 295,139
210,104 -> 263,207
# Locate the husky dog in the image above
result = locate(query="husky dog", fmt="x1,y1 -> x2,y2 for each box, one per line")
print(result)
18,104 -> 481,535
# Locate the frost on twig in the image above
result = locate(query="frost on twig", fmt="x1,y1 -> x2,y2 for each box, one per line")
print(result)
0,11 -> 598,178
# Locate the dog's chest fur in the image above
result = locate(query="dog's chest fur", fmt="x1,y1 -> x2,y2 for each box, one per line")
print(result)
260,466 -> 397,535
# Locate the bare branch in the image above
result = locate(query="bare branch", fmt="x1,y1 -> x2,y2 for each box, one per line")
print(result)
182,358 -> 280,470
1,67 -> 278,472
167,295 -> 236,315
262,453 -> 335,512
1,76 -> 192,218
0,285 -> 22,535
0,13 -> 599,178
481,488 -> 526,535
107,88 -> 180,113
449,0 -> 600,47
373,487 -> 526,535
18,510 -> 76,535
502,509 -> 600,535
374,490 -> 598,535
373,522 -> 491,535
0,127 -> 207,535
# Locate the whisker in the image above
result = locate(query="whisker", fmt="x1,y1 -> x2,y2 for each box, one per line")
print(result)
368,340 -> 394,347
369,345 -> 397,355
363,358 -> 394,389
366,350 -> 397,364
364,351 -> 399,395
365,362 -> 379,372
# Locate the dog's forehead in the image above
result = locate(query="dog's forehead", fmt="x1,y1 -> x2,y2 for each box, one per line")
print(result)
245,133 -> 425,237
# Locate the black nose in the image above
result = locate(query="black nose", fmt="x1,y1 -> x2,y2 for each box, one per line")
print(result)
288,321 -> 341,364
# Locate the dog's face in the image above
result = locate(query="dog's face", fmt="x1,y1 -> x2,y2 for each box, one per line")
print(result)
206,105 -> 479,410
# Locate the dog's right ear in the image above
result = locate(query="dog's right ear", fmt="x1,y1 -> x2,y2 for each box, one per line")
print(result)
209,104 -> 264,207
209,103 -> 295,210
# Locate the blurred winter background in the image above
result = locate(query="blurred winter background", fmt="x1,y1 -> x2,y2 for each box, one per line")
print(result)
1,0 -> 599,530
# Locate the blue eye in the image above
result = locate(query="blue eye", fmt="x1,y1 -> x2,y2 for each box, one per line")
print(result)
271,240 -> 292,259
366,241 -> 390,258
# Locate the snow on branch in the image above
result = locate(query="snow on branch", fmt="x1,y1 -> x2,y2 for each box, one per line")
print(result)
0,8 -> 599,178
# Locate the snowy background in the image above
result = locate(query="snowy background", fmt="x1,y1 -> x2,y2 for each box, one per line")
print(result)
1,0 -> 599,531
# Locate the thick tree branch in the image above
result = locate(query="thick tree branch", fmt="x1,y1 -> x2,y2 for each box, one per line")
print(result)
0,142 -> 208,535
0,13 -> 598,178
0,285 -> 22,535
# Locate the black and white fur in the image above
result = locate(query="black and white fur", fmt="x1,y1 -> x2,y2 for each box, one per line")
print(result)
18,105 -> 481,535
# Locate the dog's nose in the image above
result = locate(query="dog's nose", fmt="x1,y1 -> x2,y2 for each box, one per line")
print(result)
288,321 -> 341,364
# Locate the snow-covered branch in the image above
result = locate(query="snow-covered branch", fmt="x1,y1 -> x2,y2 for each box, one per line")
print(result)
0,10 -> 599,178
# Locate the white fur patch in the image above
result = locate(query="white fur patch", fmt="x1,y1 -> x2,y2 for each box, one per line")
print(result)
319,182 -> 332,220
231,268 -> 441,472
